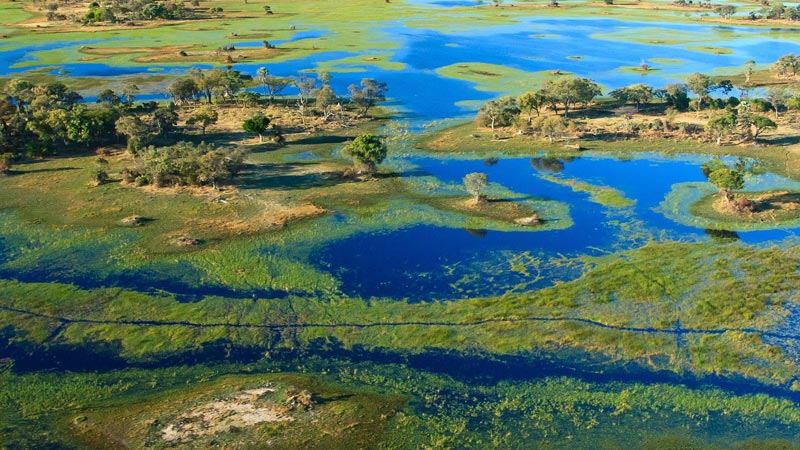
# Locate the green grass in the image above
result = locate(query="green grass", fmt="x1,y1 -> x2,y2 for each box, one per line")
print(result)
435,63 -> 566,95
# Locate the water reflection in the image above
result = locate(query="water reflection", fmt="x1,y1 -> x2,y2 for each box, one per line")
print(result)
704,228 -> 741,242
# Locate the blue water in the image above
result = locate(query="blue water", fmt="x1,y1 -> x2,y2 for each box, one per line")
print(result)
312,153 -> 800,300
6,18 -> 800,121
4,15 -> 800,301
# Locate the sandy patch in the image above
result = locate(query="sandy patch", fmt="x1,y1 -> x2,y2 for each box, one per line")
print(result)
161,386 -> 292,444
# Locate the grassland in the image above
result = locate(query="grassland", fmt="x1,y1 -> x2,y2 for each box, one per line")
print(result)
5,0 -> 800,447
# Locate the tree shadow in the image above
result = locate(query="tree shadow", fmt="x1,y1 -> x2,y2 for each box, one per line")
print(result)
762,135 -> 800,147
11,166 -> 81,174
237,162 -> 347,191
290,135 -> 351,146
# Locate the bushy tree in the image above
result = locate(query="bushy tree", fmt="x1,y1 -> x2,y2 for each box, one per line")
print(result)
705,111 -> 736,145
116,115 -> 151,153
751,114 -> 777,140
542,77 -> 601,118
476,97 -> 519,131
343,134 -> 387,174
242,112 -> 271,142
708,167 -> 745,202
124,141 -> 243,188
186,106 -> 218,135
686,73 -> 713,111
517,90 -> 547,123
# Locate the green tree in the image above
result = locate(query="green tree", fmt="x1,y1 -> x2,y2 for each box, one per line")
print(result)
152,105 -> 179,136
539,115 -> 566,142
686,73 -> 713,112
715,4 -> 736,18
766,86 -> 790,119
476,97 -> 519,131
517,90 -> 547,124
349,78 -> 388,117
751,114 -> 777,140
542,77 -> 601,118
167,77 -> 199,104
705,111 -> 736,145
242,112 -> 271,142
115,115 -> 151,153
343,134 -> 387,174
186,106 -> 218,135
463,172 -> 489,202
264,75 -> 291,105
609,84 -> 653,112
708,167 -> 745,202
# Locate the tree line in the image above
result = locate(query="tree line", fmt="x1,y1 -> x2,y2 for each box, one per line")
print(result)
475,58 -> 800,146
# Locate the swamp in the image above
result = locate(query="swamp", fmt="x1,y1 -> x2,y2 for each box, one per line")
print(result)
5,0 -> 800,447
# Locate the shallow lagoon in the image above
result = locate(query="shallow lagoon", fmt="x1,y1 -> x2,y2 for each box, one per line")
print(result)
5,4 -> 800,448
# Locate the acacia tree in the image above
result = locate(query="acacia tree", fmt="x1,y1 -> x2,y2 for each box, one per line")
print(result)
766,86 -> 790,119
751,114 -> 777,140
186,106 -> 218,135
476,97 -> 519,132
705,111 -> 736,145
715,4 -> 736,18
538,116 -> 566,143
349,78 -> 387,117
115,115 -> 151,153
708,167 -> 745,203
343,134 -> 387,174
686,73 -> 713,112
242,112 -> 270,142
264,75 -> 291,105
292,73 -> 317,123
542,77 -> 601,118
517,90 -> 547,124
463,172 -> 489,202
623,84 -> 653,112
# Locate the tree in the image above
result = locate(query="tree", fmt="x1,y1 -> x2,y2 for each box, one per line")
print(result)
242,112 -> 270,142
463,172 -> 489,202
122,82 -> 139,107
167,77 -> 199,104
476,97 -> 519,132
664,83 -> 690,110
292,73 -> 317,122
772,55 -> 794,78
186,106 -> 218,135
256,67 -> 269,96
517,90 -> 547,123
751,114 -> 777,140
766,86 -> 790,119
264,75 -> 291,105
115,115 -> 151,153
686,72 -> 713,111
539,116 -> 566,142
705,111 -> 736,145
97,89 -> 121,106
343,134 -> 387,174
315,84 -> 338,121
152,105 -> 179,135
5,79 -> 34,113
715,4 -> 736,18
708,167 -> 745,203
609,84 -> 654,112
542,77 -> 601,118
349,78 -> 388,117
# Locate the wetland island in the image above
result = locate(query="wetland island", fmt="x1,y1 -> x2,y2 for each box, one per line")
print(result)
7,0 -> 800,448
